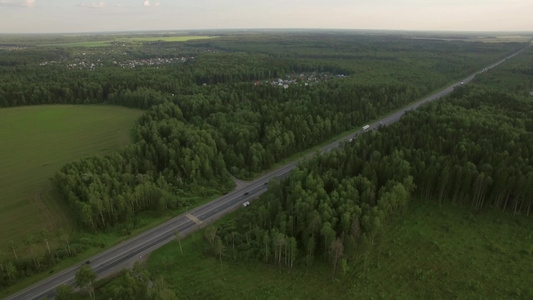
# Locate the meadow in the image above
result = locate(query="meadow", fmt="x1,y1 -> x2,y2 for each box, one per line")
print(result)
118,35 -> 217,42
0,105 -> 143,254
40,35 -> 217,47
125,200 -> 533,300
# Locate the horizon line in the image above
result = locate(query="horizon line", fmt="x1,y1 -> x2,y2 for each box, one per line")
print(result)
1,28 -> 533,36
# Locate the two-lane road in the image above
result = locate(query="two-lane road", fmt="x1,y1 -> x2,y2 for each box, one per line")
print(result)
6,44 -> 530,300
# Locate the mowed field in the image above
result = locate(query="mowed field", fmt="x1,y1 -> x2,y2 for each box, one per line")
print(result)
127,200 -> 533,300
0,105 -> 143,253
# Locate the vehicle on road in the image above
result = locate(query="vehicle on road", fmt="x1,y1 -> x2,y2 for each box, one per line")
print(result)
362,124 -> 370,131
242,201 -> 250,207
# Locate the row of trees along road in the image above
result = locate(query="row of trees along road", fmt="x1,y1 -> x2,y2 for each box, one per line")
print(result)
53,263 -> 176,300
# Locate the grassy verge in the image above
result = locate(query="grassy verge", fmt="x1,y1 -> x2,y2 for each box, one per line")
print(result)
126,199 -> 533,300
0,191 -> 228,298
348,200 -> 533,299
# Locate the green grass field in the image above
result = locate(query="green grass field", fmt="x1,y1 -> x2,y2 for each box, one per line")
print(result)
42,36 -> 217,47
118,36 -> 217,42
0,105 -> 143,255
136,200 -> 532,300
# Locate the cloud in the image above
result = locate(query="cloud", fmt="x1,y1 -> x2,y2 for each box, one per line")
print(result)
80,1 -> 105,8
143,1 -> 159,7
0,0 -> 35,7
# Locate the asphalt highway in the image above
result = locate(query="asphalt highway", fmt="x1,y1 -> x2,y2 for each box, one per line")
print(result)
6,44 -> 530,300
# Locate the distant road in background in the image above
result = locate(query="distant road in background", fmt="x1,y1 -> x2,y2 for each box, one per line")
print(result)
7,43 -> 531,300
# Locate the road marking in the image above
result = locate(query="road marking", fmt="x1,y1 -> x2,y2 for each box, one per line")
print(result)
186,213 -> 203,225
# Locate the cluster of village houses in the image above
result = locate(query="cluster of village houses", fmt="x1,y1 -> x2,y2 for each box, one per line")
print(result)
114,57 -> 192,69
39,52 -> 193,70
0,45 -> 27,51
256,72 -> 346,88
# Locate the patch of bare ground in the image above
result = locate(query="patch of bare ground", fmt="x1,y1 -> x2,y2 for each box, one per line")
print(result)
232,176 -> 251,190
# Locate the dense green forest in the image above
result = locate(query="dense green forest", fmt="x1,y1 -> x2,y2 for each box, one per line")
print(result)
72,71 -> 533,298
51,102 -> 232,231
0,33 -> 522,109
0,32 -> 529,292
206,83 -> 532,275
196,46 -> 533,277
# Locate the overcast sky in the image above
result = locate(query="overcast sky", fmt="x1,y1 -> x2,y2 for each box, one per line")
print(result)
0,0 -> 531,33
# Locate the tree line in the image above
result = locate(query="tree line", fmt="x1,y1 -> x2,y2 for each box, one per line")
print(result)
51,102 -> 233,231
52,263 -> 176,300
